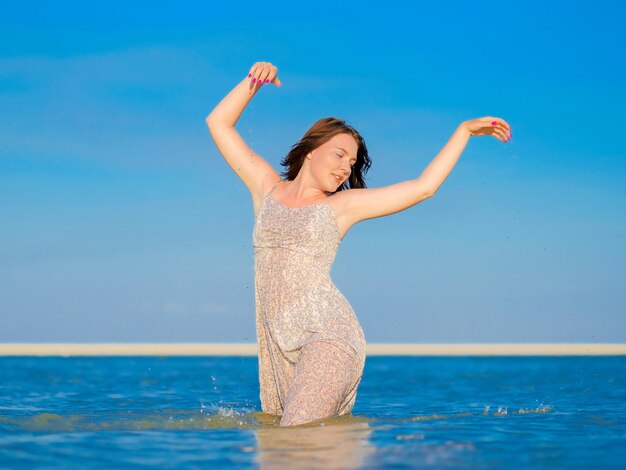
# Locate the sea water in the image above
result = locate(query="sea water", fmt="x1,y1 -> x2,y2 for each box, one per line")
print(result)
1,355 -> 625,468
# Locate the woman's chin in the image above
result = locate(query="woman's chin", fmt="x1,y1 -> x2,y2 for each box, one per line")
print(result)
330,177 -> 343,189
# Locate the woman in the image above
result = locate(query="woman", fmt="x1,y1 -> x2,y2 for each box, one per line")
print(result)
206,62 -> 511,427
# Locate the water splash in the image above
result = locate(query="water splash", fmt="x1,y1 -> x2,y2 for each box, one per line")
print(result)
403,403 -> 554,423
518,403 -> 552,415
2,407 -> 268,433
1,402 -> 555,433
506,131 -> 520,160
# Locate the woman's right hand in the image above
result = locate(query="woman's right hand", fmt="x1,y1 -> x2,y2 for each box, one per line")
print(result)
248,61 -> 282,87
462,117 -> 512,142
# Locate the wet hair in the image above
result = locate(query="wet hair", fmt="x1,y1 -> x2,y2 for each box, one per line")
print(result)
280,117 -> 372,191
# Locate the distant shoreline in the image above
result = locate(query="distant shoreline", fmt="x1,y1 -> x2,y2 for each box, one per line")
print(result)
1,343 -> 625,356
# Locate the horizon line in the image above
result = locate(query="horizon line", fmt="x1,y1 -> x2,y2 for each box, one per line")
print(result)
1,343 -> 625,356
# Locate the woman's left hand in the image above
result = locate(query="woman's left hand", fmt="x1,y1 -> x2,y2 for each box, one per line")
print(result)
462,117 -> 512,142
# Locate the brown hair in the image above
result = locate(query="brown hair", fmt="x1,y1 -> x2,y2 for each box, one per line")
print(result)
280,117 -> 372,191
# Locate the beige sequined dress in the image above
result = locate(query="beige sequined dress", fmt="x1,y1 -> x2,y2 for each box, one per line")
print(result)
253,180 -> 366,420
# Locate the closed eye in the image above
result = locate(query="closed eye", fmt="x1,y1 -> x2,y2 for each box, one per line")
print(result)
336,152 -> 356,167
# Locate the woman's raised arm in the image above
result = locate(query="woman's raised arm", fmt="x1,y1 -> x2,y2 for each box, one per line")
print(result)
335,117 -> 512,227
205,62 -> 283,204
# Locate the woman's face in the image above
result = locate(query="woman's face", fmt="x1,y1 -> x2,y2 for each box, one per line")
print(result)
307,133 -> 358,191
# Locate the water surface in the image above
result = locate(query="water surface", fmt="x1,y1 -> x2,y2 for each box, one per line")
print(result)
1,356 -> 624,468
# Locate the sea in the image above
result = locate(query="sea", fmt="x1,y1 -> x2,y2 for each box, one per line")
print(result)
1,355 -> 625,468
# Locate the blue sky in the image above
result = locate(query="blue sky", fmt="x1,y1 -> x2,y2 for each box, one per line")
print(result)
1,1 -> 624,343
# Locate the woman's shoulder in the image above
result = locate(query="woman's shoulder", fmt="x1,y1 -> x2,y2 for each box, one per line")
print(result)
327,187 -> 357,214
255,175 -> 283,201
252,175 -> 283,217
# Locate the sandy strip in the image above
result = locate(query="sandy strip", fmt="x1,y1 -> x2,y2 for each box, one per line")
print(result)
0,343 -> 625,356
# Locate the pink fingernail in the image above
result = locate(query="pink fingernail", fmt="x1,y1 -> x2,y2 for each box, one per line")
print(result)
265,79 -> 269,83
252,78 -> 256,83
491,121 -> 497,126
248,74 -> 252,78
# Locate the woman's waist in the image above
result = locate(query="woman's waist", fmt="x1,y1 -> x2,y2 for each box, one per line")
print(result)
252,239 -> 337,259
257,289 -> 362,332
254,274 -> 343,305
254,255 -> 332,276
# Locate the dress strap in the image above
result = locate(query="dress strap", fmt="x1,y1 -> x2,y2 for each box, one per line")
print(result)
267,179 -> 284,196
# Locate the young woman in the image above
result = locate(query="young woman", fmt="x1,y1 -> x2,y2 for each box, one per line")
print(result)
206,61 -> 511,427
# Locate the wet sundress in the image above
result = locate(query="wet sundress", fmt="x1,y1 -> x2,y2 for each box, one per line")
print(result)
253,180 -> 367,426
